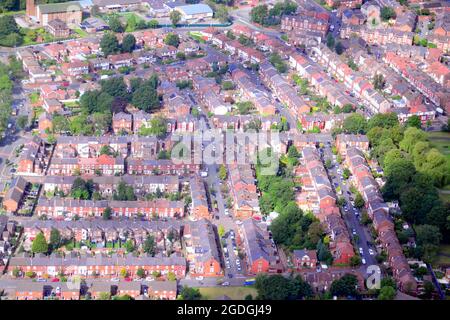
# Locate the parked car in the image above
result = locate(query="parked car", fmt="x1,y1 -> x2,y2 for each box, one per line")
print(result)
196,276 -> 204,281
359,247 -> 363,254
368,249 -> 375,256
361,258 -> 366,265
222,282 -> 230,286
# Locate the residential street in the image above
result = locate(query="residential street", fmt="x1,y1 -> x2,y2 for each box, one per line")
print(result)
322,144 -> 378,268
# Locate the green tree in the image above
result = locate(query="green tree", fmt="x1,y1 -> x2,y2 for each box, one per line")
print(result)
170,10 -> 181,26
350,255 -> 362,267
405,115 -> 422,129
121,34 -> 136,53
373,74 -> 386,90
101,77 -> 129,100
414,225 -> 441,263
343,113 -> 367,134
100,32 -> 120,56
255,274 -> 312,300
335,42 -> 344,55
132,78 -> 160,112
179,286 -> 202,300
98,292 -> 111,300
218,164 -> 227,180
218,225 -> 225,238
32,232 -> 48,254
120,268 -> 128,278
215,5 -> 230,23
354,193 -> 365,208
143,235 -> 156,256
378,286 -> 396,300
269,52 -> 287,73
147,19 -> 159,28
136,267 -> 145,279
16,115 -> 28,129
326,33 -> 335,49
124,239 -> 135,253
109,15 -> 124,33
164,33 -> 180,47
139,117 -> 167,137
330,274 -> 359,297
50,228 -> 61,250
381,7 -> 396,21
103,207 -> 112,220
250,5 -> 268,25
164,272 -> 175,282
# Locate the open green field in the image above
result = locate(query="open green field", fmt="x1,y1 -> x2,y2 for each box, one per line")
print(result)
199,286 -> 257,300
435,245 -> 450,268
439,189 -> 450,204
428,131 -> 450,160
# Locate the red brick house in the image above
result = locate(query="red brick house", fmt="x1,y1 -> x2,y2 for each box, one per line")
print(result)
293,249 -> 318,269
112,112 -> 132,134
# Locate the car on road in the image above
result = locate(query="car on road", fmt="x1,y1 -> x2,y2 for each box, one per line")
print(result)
237,265 -> 242,272
111,278 -> 120,282
368,249 -> 375,256
352,229 -> 357,235
228,273 -> 233,278
222,282 -> 230,286
359,247 -> 363,254
224,209 -> 230,216
235,220 -> 242,225
361,258 -> 366,265
196,276 -> 204,281
36,278 -> 47,282
215,215 -> 219,220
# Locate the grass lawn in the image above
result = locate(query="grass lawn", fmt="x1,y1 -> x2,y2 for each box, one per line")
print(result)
199,286 -> 257,300
0,10 -> 25,16
188,32 -> 206,43
428,131 -> 450,160
438,190 -> 450,204
434,245 -> 450,268
73,28 -> 88,38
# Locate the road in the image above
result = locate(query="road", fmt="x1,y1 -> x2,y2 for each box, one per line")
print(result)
187,90 -> 245,279
0,82 -> 33,193
321,144 -> 378,267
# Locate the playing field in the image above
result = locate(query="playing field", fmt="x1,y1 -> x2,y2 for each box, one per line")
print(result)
428,131 -> 450,160
199,286 -> 258,300
435,245 -> 450,268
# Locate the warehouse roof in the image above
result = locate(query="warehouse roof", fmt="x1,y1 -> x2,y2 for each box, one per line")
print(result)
38,1 -> 82,14
176,4 -> 213,16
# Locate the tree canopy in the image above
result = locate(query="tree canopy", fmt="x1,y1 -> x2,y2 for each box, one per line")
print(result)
32,232 -> 49,254
255,274 -> 312,300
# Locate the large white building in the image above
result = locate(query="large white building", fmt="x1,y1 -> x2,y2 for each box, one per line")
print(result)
174,4 -> 213,22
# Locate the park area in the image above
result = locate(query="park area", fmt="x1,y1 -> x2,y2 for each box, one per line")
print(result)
198,286 -> 257,300
428,131 -> 450,203
428,131 -> 450,160
435,244 -> 450,268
